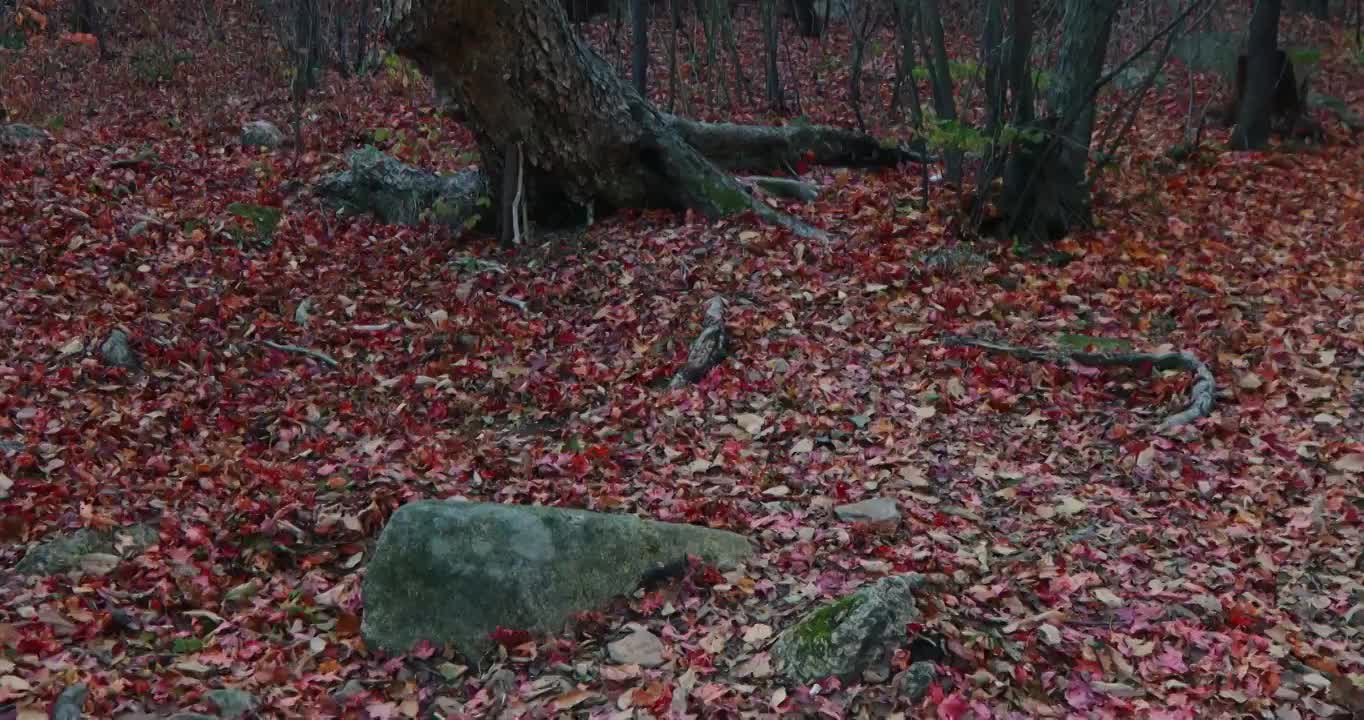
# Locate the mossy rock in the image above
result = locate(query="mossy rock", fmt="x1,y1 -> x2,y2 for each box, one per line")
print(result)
315,146 -> 488,229
772,574 -> 924,685
15,524 -> 158,576
361,500 -> 753,662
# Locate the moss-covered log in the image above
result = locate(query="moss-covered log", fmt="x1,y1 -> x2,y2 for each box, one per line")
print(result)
666,115 -> 931,173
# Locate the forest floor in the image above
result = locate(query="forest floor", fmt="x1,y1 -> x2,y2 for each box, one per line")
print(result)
2,4 -> 1364,719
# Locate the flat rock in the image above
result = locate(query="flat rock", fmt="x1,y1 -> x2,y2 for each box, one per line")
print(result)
99,329 -> 140,370
15,525 -> 158,576
607,628 -> 665,667
362,500 -> 752,662
0,123 -> 49,147
834,497 -> 901,532
206,688 -> 257,719
315,146 -> 487,228
772,574 -> 923,685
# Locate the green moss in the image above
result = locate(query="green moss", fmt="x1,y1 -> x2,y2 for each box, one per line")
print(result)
791,594 -> 865,651
701,174 -> 752,215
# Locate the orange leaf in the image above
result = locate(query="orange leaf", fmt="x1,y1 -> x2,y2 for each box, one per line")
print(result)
61,32 -> 98,48
22,7 -> 47,31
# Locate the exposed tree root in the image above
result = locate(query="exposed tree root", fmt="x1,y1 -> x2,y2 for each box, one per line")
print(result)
670,297 -> 729,389
263,341 -> 340,369
944,335 -> 1215,430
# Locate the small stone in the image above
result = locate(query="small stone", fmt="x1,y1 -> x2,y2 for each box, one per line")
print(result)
834,497 -> 901,532
607,628 -> 666,668
896,661 -> 939,701
240,120 -> 284,148
51,684 -> 88,720
206,687 -> 258,719
772,574 -> 923,684
331,679 -> 367,704
99,329 -> 140,370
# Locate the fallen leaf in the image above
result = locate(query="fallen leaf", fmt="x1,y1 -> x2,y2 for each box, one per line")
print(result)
1092,588 -> 1124,608
734,413 -> 765,435
1331,453 -> 1364,474
742,624 -> 773,644
1055,496 -> 1087,516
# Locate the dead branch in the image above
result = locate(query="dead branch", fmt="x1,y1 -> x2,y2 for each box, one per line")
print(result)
263,340 -> 340,369
669,297 -> 729,389
666,114 -> 933,173
944,335 -> 1214,430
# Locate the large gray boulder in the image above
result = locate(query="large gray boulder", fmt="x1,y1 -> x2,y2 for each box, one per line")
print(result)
362,500 -> 753,661
240,120 -> 284,148
772,574 -> 923,685
315,146 -> 488,228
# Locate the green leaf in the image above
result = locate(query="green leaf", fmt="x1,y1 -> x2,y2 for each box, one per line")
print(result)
172,637 -> 204,654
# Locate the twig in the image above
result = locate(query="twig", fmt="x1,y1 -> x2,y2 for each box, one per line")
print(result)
497,294 -> 529,314
669,296 -> 729,389
943,335 -> 1215,431
262,340 -> 339,368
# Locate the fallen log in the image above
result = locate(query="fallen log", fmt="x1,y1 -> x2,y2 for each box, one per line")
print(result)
670,297 -> 729,389
666,115 -> 933,173
743,176 -> 821,202
944,335 -> 1215,430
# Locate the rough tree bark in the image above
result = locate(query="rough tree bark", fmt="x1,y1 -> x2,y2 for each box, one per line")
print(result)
384,0 -> 923,237
788,0 -> 822,37
1231,0 -> 1283,150
631,0 -> 648,95
999,0 -> 1118,243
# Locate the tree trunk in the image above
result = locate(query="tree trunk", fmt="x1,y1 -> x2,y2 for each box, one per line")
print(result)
385,0 -> 930,239
1231,0 -> 1283,150
631,0 -> 648,95
762,0 -> 784,109
1000,0 -> 1117,243
388,0 -> 783,228
789,0 -> 822,36
1006,0 -> 1034,125
920,0 -> 962,185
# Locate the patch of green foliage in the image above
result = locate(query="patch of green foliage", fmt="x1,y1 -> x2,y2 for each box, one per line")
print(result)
791,594 -> 864,651
131,43 -> 193,85
1055,333 -> 1134,353
172,637 -> 204,654
382,51 -> 423,88
226,202 -> 283,247
1287,47 -> 1322,67
919,114 -> 1045,155
0,29 -> 25,51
